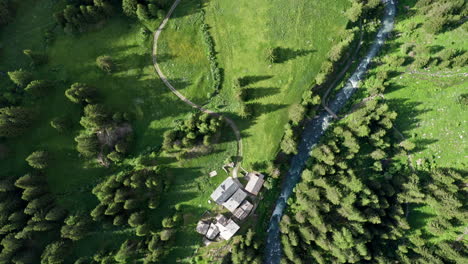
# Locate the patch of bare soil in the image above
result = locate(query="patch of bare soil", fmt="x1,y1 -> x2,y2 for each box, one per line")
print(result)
96,123 -> 132,147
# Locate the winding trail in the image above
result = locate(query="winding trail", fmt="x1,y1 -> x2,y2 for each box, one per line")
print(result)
264,1 -> 396,263
152,0 -> 243,174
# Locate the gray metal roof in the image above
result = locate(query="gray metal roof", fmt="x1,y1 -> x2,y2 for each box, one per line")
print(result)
222,188 -> 247,212
233,200 -> 254,220
218,219 -> 240,240
196,221 -> 210,235
210,177 -> 241,204
206,223 -> 220,240
245,172 -> 265,196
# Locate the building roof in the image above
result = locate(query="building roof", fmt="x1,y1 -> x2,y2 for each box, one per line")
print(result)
233,200 -> 254,220
210,177 -> 241,204
209,170 -> 217,177
222,188 -> 248,212
196,221 -> 210,235
215,214 -> 228,226
206,223 -> 220,240
245,172 -> 265,196
218,219 -> 240,240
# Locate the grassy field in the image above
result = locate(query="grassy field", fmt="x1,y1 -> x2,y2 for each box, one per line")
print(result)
160,0 -> 351,167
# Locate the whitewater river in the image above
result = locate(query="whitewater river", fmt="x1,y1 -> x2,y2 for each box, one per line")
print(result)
264,0 -> 396,263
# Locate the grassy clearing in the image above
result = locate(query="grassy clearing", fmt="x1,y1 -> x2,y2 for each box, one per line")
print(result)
377,0 -> 467,171
204,0 -> 351,167
160,0 -> 351,168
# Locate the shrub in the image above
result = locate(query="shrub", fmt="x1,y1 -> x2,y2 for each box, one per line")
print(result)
96,55 -> 115,73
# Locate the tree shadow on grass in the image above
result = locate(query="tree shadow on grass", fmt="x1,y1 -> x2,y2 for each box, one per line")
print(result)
239,75 -> 273,87
244,87 -> 280,101
216,103 -> 287,147
155,53 -> 177,63
169,0 -> 204,19
410,138 -> 438,153
429,45 -> 444,54
273,47 -> 316,63
116,53 -> 154,73
407,204 -> 437,230
386,98 -> 430,135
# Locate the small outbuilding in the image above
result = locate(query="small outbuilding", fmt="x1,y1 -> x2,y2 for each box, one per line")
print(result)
233,200 -> 254,220
245,172 -> 265,196
196,220 -> 210,235
215,214 -> 228,226
209,171 -> 218,177
206,223 -> 220,240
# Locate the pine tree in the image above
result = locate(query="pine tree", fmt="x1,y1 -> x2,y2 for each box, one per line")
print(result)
122,0 -> 138,17
65,83 -> 97,104
26,150 -> 49,169
75,133 -> 100,157
136,4 -> 150,21
0,107 -> 34,138
23,49 -> 47,66
7,69 -> 32,87
25,80 -> 52,96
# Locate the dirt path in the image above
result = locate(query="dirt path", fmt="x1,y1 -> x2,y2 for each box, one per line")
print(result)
152,0 -> 243,175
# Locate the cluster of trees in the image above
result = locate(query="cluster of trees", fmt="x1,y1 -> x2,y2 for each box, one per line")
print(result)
279,96 -> 466,263
0,106 -> 34,138
89,167 -> 176,263
346,0 -> 381,23
0,171 -> 69,263
201,13 -> 222,97
315,0 -> 384,86
0,51 -> 51,105
64,82 -> 133,163
90,168 -> 162,233
232,78 -> 254,118
315,28 -> 358,85
416,0 -> 467,34
122,0 -> 166,21
397,44 -> 467,72
279,92 -> 320,155
54,0 -> 114,33
162,112 -> 224,154
0,65 -> 54,106
229,229 -> 263,264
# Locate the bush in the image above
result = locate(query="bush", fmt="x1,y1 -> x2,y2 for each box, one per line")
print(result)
96,55 -> 115,73
288,104 -> 305,126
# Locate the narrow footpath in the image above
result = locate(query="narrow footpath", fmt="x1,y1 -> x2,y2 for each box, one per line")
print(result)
152,0 -> 243,175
